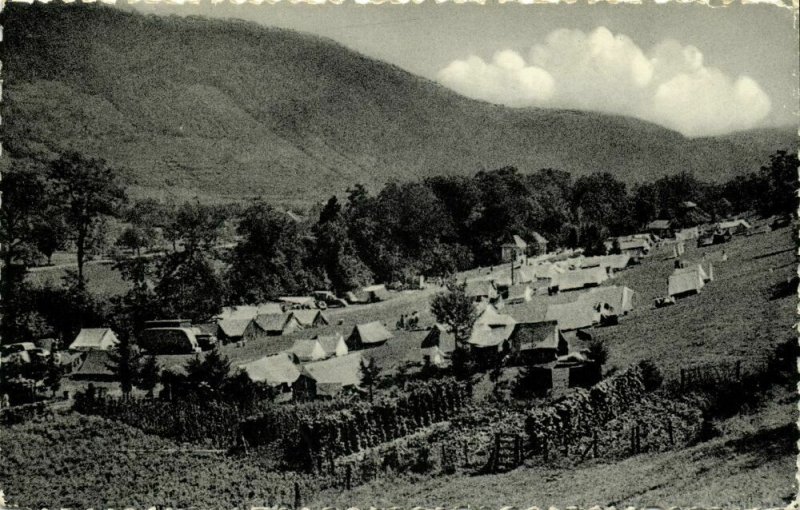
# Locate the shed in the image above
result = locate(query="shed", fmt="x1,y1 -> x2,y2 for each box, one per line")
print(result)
72,351 -> 115,381
244,313 -> 302,341
289,339 -> 329,362
293,353 -> 363,399
69,328 -> 119,352
347,321 -> 393,350
238,353 -> 301,387
290,309 -> 330,328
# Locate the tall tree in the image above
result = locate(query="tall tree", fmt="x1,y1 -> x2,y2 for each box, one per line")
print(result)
185,346 -> 231,395
359,356 -> 381,402
48,152 -> 126,287
430,280 -> 477,348
137,355 -> 161,398
107,335 -> 141,399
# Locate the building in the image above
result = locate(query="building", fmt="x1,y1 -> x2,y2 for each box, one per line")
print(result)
292,352 -> 363,399
468,306 -> 517,353
238,353 -> 301,389
138,327 -> 201,354
717,219 -> 752,236
215,303 -> 284,321
501,235 -> 528,264
347,321 -> 393,350
289,339 -> 329,362
507,320 -> 569,365
530,232 -> 548,257
465,280 -> 497,302
69,328 -> 119,352
71,351 -> 116,381
290,309 -> 330,328
646,219 -> 674,239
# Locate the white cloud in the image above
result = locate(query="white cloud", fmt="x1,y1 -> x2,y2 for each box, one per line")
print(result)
435,27 -> 771,137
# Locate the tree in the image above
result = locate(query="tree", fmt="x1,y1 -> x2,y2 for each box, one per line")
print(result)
224,369 -> 259,414
107,335 -> 141,398
137,355 -> 161,398
758,150 -> 798,217
116,225 -> 153,257
430,280 -> 477,348
359,356 -> 381,402
587,338 -> 608,366
170,200 -> 227,255
48,152 -> 126,287
155,250 -> 223,323
31,216 -> 69,266
44,352 -> 63,397
0,162 -> 48,271
184,346 -> 231,395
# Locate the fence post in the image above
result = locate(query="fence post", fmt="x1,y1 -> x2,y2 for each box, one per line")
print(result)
630,426 -> 636,454
441,443 -> 447,469
635,424 -> 641,454
592,430 -> 598,458
735,360 -> 742,380
463,440 -> 469,467
563,431 -> 568,457
543,436 -> 549,462
680,368 -> 685,391
667,419 -> 674,446
345,464 -> 352,490
293,481 -> 301,509
514,434 -> 522,466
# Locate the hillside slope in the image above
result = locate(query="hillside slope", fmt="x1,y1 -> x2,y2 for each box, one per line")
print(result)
2,4 -> 796,204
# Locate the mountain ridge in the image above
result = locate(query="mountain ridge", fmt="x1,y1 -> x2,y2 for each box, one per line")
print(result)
2,3 -> 796,205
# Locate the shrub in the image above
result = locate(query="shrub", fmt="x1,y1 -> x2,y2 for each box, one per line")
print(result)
637,359 -> 663,392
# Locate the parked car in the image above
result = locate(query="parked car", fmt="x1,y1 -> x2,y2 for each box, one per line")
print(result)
311,291 -> 348,308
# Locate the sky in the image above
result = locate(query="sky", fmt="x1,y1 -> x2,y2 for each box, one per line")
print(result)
128,1 -> 798,136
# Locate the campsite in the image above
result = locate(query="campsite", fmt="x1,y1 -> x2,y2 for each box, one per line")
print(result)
0,3 -> 797,508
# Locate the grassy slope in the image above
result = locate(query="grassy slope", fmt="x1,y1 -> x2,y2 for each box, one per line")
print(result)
3,3 -> 796,204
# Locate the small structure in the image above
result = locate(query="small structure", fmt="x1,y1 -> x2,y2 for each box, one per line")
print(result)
420,346 -> 447,367
556,266 -> 608,292
314,333 -> 349,358
69,328 -> 120,352
647,219 -> 674,239
243,313 -> 303,342
465,280 -> 498,302
72,351 -> 115,381
238,353 -> 301,389
668,269 -> 705,299
501,235 -> 528,264
347,321 -> 393,350
505,284 -> 533,304
578,285 -> 635,315
215,304 -> 283,321
216,319 -> 252,344
421,324 -> 456,353
530,232 -> 548,257
507,321 -> 568,365
279,296 -> 318,309
545,301 -> 597,331
293,352 -> 363,399
289,339 -> 329,362
138,327 -> 201,354
717,219 -> 752,236
468,307 -> 517,352
290,309 -> 330,329
616,238 -> 651,258
362,284 -> 392,303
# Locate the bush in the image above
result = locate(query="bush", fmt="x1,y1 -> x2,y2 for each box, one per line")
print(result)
411,445 -> 433,473
637,359 -> 663,392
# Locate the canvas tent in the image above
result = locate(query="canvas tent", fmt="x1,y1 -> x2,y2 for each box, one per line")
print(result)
289,339 -> 329,362
215,304 -> 283,321
556,266 -> 608,292
72,351 -> 115,381
718,219 -> 752,235
290,309 -> 330,328
216,319 -> 252,342
507,321 -> 569,364
468,307 -> 517,351
293,352 -> 363,399
69,328 -> 119,352
279,296 -> 317,309
505,284 -> 533,304
314,333 -> 349,357
545,301 -> 597,331
578,285 -> 635,315
139,327 -> 200,354
465,280 -> 497,301
244,313 -> 302,342
347,321 -> 393,350
362,284 -> 392,302
668,270 -> 705,298
238,353 -> 300,387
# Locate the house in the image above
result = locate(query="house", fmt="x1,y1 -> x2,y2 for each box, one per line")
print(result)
138,327 -> 201,354
290,309 -> 330,328
544,301 -> 597,331
507,321 -> 569,365
468,307 -> 517,352
216,319 -> 252,343
72,351 -> 115,381
292,352 -> 363,399
668,269 -> 705,298
616,238 -> 651,258
465,280 -> 497,302
243,313 -> 303,341
556,266 -> 608,292
501,235 -> 528,264
289,339 -> 329,362
238,353 -> 301,389
421,324 -> 456,353
69,328 -> 120,352
717,219 -> 752,236
505,284 -> 533,304
647,219 -> 674,238
578,285 -> 635,315
347,321 -> 393,350
314,333 -> 349,358
530,232 -> 548,257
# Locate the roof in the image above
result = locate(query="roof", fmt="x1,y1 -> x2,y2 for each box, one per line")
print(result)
531,232 -> 548,245
352,321 -> 394,344
578,285 -> 635,314
532,263 -> 564,280
556,267 -> 608,291
509,321 -> 561,351
291,310 -> 329,327
421,324 -> 456,352
465,280 -> 495,297
314,334 -> 346,355
668,271 -> 705,297
647,219 -> 672,230
475,306 -> 517,328
674,264 -> 708,282
215,304 -> 283,321
618,238 -> 650,251
468,323 -> 514,348
74,351 -> 115,377
139,328 -> 200,353
545,301 -> 596,331
253,313 -> 296,333
507,284 -> 531,300
238,353 -> 300,386
300,352 -> 363,387
289,339 -> 328,361
718,219 -> 752,230
506,302 -> 548,324
69,328 -> 118,351
217,319 -> 251,338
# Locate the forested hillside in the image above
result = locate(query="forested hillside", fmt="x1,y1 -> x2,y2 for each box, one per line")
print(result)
2,3 -> 795,204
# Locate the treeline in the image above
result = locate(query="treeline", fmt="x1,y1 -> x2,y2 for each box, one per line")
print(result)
1,150 -> 795,345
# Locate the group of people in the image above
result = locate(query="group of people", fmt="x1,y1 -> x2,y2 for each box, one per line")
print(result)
397,311 -> 420,331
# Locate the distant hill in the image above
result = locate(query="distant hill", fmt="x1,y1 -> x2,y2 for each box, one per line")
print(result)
2,3 -> 796,205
